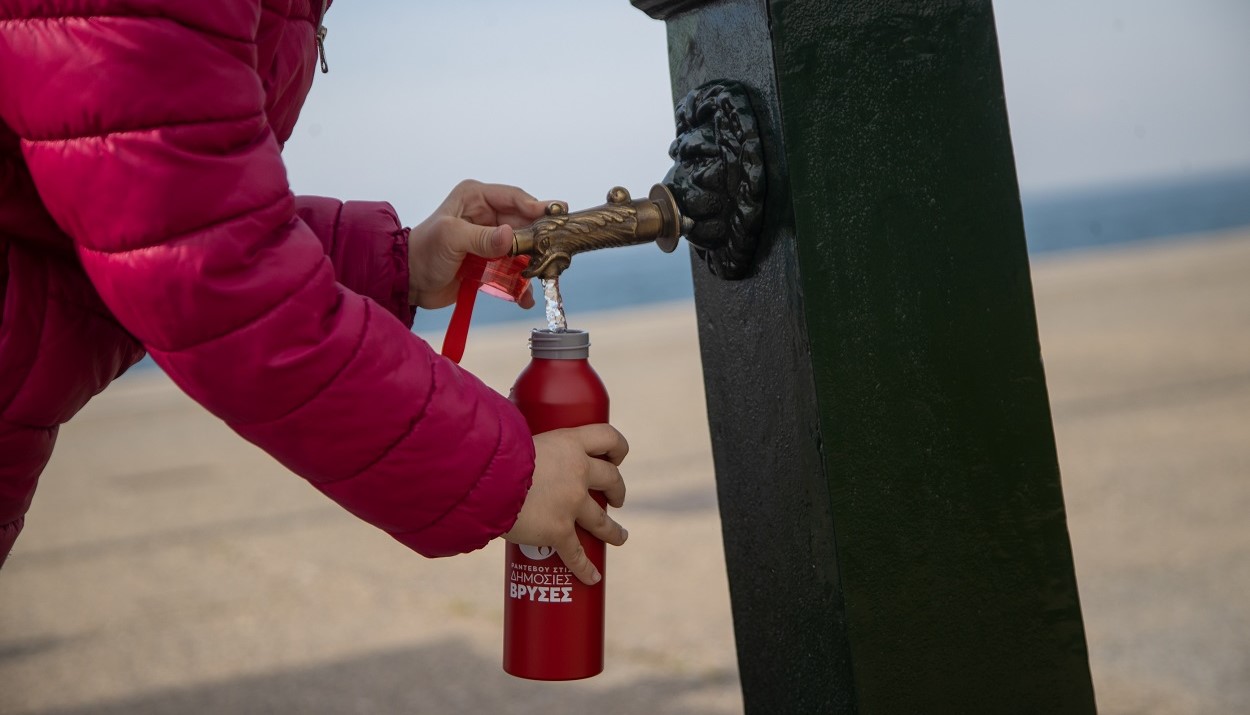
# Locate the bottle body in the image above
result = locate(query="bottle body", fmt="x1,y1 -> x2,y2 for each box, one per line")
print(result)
504,330 -> 609,680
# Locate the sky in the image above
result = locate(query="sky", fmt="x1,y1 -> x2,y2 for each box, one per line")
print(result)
994,0 -> 1250,194
283,0 -> 1250,224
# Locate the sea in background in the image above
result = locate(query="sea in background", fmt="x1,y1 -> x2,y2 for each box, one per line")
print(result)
413,167 -> 1250,336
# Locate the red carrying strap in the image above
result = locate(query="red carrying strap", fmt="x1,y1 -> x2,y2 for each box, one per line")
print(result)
441,255 -> 487,364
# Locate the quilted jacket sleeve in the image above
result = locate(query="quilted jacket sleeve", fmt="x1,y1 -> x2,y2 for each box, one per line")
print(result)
0,237 -> 144,569
0,6 -> 534,557
294,196 -> 415,328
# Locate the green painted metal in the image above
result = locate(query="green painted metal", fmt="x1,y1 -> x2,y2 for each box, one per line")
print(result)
641,0 -> 1098,712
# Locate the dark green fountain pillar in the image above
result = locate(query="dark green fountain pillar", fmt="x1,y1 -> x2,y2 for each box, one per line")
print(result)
632,1 -> 1097,712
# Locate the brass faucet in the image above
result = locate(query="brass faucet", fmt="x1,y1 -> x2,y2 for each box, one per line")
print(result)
509,79 -> 766,281
510,184 -> 693,280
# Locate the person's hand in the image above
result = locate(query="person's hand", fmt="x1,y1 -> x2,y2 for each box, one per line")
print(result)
407,179 -> 558,310
504,424 -> 630,586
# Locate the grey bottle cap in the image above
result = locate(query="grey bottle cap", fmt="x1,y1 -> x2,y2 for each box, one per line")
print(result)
530,329 -> 590,360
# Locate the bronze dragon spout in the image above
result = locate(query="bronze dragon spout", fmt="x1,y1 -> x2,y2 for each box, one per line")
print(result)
510,185 -> 689,281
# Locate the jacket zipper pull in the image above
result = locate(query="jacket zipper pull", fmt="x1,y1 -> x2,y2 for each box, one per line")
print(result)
315,25 -> 329,73
315,0 -> 329,73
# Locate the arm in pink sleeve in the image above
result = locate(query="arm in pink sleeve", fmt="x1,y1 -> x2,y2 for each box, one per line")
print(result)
0,6 -> 533,557
294,196 -> 414,327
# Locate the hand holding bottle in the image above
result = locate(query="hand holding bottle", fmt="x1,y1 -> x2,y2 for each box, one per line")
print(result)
504,424 -> 630,586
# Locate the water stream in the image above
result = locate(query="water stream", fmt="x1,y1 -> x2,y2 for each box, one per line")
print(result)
541,277 -> 567,332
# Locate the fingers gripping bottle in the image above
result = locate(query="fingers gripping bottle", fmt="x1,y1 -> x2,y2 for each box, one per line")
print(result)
504,329 -> 609,680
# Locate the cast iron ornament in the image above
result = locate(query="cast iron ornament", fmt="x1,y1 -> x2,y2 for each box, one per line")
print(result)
664,80 -> 766,280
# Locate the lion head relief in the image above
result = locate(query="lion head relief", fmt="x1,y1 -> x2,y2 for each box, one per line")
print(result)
664,80 -> 766,280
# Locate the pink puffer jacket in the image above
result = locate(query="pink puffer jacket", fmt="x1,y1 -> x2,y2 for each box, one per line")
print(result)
0,0 -> 535,568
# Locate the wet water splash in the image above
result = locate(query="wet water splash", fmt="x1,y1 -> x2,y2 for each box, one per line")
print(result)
542,278 -> 567,332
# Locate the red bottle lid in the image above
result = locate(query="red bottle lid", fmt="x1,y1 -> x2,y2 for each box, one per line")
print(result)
473,254 -> 532,303
442,254 -> 533,364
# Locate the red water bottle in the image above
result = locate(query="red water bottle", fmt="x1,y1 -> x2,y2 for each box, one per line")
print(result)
504,328 -> 609,680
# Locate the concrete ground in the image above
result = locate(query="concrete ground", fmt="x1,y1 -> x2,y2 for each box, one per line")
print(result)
1,228 -> 1248,714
